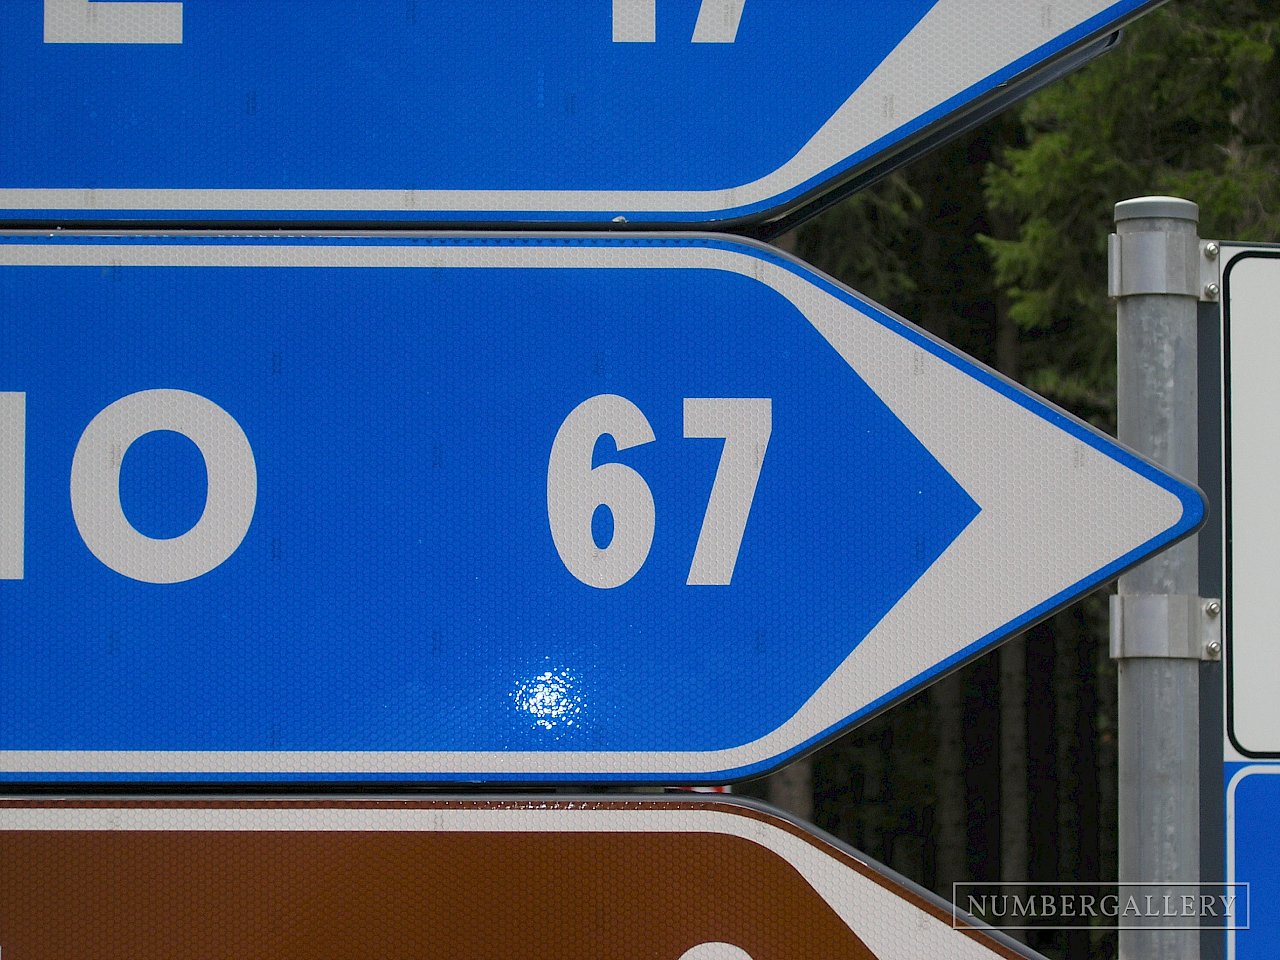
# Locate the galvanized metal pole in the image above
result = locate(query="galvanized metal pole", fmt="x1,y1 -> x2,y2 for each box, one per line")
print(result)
1109,196 -> 1207,960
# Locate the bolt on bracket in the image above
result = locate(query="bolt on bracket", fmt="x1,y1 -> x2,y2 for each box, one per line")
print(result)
1200,239 -> 1222,302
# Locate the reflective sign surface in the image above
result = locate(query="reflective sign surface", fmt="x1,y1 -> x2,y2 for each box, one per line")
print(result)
0,234 -> 1201,783
0,796 -> 1037,959
1,0 -> 1159,224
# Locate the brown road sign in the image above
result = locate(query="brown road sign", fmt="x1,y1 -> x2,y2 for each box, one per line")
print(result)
0,797 -> 1033,960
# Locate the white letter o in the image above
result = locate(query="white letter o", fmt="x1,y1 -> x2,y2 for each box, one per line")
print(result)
70,389 -> 257,583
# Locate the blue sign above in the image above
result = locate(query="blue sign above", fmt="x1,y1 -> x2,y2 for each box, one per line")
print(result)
0,234 -> 1201,783
2,0 -> 1158,225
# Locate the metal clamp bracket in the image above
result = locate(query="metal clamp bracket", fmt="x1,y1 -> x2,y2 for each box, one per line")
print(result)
1108,231 -> 1201,299
1109,594 -> 1222,660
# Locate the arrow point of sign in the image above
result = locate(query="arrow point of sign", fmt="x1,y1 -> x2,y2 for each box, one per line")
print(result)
709,247 -> 1204,778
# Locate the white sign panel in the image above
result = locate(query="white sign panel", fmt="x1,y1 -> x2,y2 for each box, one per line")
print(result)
1222,247 -> 1280,757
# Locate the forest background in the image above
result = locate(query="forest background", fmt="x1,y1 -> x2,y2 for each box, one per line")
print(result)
736,2 -> 1280,958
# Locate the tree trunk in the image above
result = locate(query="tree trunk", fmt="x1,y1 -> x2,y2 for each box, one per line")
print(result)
1054,612 -> 1085,960
963,656 -> 1002,881
1098,618 -> 1120,876
767,755 -> 815,821
861,718 -> 890,863
932,673 -> 968,895
1073,602 -> 1103,960
999,640 -> 1029,883
1024,621 -> 1057,957
994,291 -> 1029,913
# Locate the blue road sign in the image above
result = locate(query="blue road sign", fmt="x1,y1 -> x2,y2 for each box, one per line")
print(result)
1227,765 -> 1271,958
0,234 -> 1202,784
3,0 -> 1161,226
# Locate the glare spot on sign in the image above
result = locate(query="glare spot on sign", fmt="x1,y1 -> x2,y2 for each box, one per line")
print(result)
512,668 -> 583,733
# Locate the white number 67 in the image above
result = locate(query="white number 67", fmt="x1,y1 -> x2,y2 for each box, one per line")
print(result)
547,395 -> 771,589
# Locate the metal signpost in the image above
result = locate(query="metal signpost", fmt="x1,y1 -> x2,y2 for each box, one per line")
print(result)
2,0 -> 1162,227
0,796 -> 1031,959
1110,198 -> 1212,960
1218,244 -> 1280,960
0,233 -> 1201,784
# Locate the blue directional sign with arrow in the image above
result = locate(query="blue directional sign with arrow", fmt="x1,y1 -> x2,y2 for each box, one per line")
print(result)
2,0 -> 1162,225
0,234 -> 1202,784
